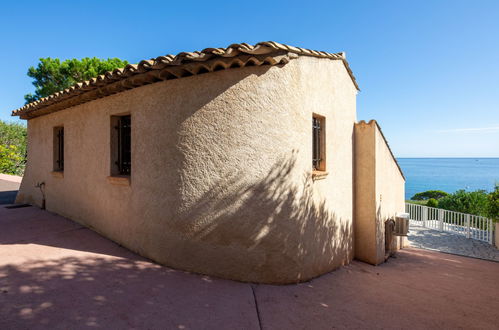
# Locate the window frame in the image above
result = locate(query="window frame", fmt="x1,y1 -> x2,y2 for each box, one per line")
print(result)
111,114 -> 131,177
53,126 -> 64,172
312,114 -> 326,172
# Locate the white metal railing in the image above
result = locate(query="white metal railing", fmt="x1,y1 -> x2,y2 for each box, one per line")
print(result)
405,203 -> 495,245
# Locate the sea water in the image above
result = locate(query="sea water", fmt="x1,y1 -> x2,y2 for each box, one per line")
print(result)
397,158 -> 499,200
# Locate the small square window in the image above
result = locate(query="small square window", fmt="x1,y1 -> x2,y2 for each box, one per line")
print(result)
53,127 -> 64,171
312,115 -> 326,171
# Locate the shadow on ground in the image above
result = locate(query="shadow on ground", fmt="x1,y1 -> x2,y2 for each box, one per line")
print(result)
0,255 -> 258,329
0,199 -> 260,329
0,205 -> 259,329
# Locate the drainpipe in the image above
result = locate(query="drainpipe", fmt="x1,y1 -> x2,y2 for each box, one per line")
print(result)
35,182 -> 46,209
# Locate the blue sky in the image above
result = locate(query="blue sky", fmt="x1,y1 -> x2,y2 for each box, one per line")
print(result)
1,0 -> 498,157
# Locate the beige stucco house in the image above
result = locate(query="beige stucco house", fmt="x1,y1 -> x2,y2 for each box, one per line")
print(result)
11,41 -> 405,284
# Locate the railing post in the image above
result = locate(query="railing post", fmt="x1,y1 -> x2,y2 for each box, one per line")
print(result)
423,206 -> 427,228
438,209 -> 444,231
466,214 -> 470,239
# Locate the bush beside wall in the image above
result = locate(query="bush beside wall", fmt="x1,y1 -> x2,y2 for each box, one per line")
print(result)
0,120 -> 27,176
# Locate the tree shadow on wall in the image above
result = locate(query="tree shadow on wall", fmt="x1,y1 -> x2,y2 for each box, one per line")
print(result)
173,151 -> 353,283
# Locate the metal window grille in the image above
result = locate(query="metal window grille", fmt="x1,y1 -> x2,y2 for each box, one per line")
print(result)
312,117 -> 322,170
55,127 -> 64,171
116,115 -> 131,175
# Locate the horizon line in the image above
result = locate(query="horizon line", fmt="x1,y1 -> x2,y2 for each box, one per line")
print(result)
436,126 -> 499,133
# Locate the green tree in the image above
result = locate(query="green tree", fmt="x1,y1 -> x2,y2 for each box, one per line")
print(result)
426,198 -> 439,208
488,184 -> 499,222
438,189 -> 490,217
24,57 -> 129,103
411,190 -> 449,200
0,120 -> 27,175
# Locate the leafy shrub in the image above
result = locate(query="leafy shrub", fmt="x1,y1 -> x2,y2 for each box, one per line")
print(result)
426,198 -> 438,208
438,189 -> 490,217
0,120 -> 27,175
488,184 -> 499,222
411,190 -> 449,200
0,145 -> 24,175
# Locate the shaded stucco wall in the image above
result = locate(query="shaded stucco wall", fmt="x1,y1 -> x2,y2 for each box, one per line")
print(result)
354,121 -> 405,265
353,122 -> 376,264
16,56 -> 358,284
374,124 -> 406,259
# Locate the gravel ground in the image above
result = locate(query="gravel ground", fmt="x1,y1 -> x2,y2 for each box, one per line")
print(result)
408,225 -> 499,262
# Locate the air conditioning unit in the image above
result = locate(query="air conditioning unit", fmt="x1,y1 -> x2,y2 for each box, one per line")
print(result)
394,213 -> 410,236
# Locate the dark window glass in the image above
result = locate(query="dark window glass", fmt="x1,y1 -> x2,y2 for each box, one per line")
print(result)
116,115 -> 131,175
55,127 -> 64,171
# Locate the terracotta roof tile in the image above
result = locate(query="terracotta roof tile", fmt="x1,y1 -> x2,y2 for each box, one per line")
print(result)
12,41 -> 358,119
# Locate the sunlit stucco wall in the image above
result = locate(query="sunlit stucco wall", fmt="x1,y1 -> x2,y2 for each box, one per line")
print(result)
16,56 -> 358,283
354,120 -> 405,265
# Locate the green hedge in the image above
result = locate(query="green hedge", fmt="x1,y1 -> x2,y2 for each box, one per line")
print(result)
438,189 -> 491,218
411,186 -> 499,221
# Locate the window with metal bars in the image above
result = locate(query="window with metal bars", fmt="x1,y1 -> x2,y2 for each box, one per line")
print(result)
53,127 -> 64,171
115,115 -> 131,175
312,115 -> 325,171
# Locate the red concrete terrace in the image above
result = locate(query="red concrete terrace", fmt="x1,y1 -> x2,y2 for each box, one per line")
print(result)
1,205 -> 498,329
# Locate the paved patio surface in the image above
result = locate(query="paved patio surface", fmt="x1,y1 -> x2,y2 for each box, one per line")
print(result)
1,206 -> 499,329
0,179 -> 20,205
408,225 -> 499,262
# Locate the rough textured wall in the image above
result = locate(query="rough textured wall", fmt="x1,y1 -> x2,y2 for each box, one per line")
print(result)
354,121 -> 405,265
374,124 -> 406,262
16,56 -> 357,284
353,123 -> 376,263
